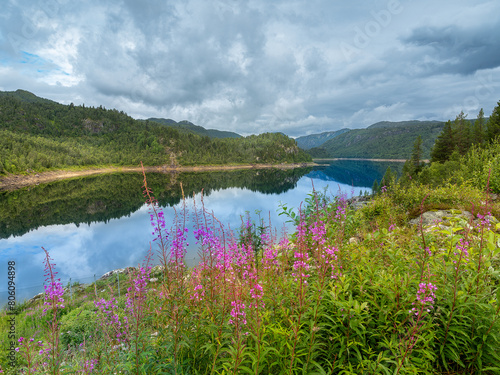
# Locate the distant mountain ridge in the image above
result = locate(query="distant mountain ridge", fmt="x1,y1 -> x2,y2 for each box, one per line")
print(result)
307,120 -> 447,160
295,128 -> 350,149
147,118 -> 241,139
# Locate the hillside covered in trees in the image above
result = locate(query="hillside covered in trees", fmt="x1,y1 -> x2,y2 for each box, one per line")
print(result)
146,118 -> 242,139
307,120 -> 446,159
0,90 -> 311,174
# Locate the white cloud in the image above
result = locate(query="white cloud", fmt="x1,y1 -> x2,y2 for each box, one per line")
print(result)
1,0 -> 499,137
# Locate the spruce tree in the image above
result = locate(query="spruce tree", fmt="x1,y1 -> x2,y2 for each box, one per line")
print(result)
487,101 -> 500,142
454,111 -> 471,155
431,120 -> 453,163
473,108 -> 485,145
411,135 -> 424,173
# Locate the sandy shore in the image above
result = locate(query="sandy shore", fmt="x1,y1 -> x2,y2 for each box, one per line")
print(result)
0,163 -> 317,191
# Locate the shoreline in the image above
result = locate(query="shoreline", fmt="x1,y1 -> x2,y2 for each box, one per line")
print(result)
0,162 -> 318,191
313,158 -> 431,163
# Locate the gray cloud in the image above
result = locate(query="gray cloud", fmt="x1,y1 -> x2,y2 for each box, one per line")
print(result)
402,23 -> 500,75
1,0 -> 500,137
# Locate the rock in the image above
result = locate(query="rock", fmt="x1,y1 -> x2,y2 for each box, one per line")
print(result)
99,267 -> 135,280
409,209 -> 499,232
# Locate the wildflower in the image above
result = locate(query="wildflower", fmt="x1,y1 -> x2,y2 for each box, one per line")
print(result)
410,282 -> 437,316
42,249 -> 65,313
292,251 -> 311,284
311,220 -> 326,245
229,300 -> 247,326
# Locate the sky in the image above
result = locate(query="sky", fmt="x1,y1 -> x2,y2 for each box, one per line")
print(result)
0,0 -> 499,137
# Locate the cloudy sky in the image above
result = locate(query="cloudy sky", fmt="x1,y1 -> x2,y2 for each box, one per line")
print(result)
1,0 -> 499,137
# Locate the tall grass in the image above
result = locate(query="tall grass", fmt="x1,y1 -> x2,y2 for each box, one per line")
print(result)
1,169 -> 500,374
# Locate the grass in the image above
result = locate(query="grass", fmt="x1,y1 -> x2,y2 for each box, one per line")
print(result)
1,168 -> 500,374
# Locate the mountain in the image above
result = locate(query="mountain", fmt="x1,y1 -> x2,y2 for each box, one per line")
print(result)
147,118 -> 241,139
295,128 -> 350,149
308,120 -> 446,160
0,89 -> 59,105
0,90 -> 312,175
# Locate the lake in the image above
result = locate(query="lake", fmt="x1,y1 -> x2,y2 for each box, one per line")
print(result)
0,160 -> 402,306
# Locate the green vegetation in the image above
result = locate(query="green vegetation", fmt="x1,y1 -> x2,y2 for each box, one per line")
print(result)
398,102 -> 500,194
308,120 -> 446,159
295,128 -> 350,150
147,118 -> 242,139
1,165 -> 499,374
0,90 -> 311,175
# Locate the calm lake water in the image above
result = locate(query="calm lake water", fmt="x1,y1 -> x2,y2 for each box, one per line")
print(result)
0,160 -> 402,305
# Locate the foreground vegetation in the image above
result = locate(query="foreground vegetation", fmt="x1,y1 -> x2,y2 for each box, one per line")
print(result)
1,159 -> 499,374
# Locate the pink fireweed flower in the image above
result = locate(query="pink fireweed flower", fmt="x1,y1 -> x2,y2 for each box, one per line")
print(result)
82,358 -> 98,373
94,297 -> 129,343
262,246 -> 280,271
190,283 -> 205,302
42,249 -> 65,313
311,220 -> 326,245
170,228 -> 188,266
292,251 -> 311,284
476,212 -> 492,230
249,282 -> 265,309
126,266 -> 151,314
452,238 -> 470,269
319,246 -> 340,279
410,282 -> 437,316
229,300 -> 247,326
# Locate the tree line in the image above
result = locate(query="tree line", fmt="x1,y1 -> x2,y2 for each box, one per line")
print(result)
0,91 -> 311,174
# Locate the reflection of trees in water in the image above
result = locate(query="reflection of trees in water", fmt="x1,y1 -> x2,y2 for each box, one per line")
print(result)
308,160 -> 404,187
0,168 -> 312,239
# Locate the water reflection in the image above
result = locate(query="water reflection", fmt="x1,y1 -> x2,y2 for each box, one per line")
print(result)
0,161 -> 400,305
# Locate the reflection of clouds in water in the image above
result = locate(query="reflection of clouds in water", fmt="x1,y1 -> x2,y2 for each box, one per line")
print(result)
0,174 -> 372,305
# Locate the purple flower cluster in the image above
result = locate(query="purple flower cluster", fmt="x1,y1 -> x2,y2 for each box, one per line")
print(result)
453,238 -> 470,269
229,300 -> 247,326
190,283 -> 205,302
170,228 -> 188,266
94,297 -> 129,343
249,282 -> 264,309
319,246 -> 340,279
150,210 -> 167,242
410,282 -> 437,316
126,266 -> 151,315
476,212 -> 492,230
14,337 -> 46,373
82,358 -> 98,373
292,251 -> 311,284
42,249 -> 65,313
311,221 -> 326,245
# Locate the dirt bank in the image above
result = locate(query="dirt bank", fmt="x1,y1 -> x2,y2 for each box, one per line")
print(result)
0,163 -> 317,192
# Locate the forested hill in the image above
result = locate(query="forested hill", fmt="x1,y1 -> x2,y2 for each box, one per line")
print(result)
0,90 -> 311,174
308,120 -> 446,159
147,118 -> 241,139
295,128 -> 350,150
